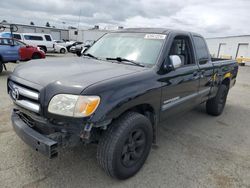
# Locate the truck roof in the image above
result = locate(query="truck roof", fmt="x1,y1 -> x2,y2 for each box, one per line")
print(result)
116,28 -> 201,36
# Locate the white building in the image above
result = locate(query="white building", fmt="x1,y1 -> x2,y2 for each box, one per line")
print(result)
1,23 -> 69,40
69,29 -> 112,43
206,35 -> 250,60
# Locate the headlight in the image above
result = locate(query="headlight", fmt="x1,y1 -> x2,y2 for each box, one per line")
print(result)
48,94 -> 100,117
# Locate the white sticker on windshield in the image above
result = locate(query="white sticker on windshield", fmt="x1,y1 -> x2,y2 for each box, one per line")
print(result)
144,34 -> 166,40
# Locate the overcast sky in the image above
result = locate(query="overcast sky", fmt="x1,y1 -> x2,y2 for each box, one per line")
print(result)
0,0 -> 249,37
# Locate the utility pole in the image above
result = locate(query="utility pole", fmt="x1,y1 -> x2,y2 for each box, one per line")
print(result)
77,9 -> 81,41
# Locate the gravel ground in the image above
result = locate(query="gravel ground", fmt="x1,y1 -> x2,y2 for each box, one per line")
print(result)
0,57 -> 250,188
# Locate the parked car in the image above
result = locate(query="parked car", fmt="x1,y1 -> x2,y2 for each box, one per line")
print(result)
54,44 -> 67,54
16,40 -> 46,60
65,40 -> 76,46
75,44 -> 85,56
0,38 -> 19,73
69,45 -> 76,53
54,40 -> 67,47
66,41 -> 83,52
0,32 -> 55,53
75,40 -> 95,56
8,28 -> 238,179
0,37 -> 45,74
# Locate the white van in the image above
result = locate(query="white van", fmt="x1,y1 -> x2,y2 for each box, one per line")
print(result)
12,33 -> 55,53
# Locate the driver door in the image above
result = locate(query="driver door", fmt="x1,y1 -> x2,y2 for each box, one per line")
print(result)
159,34 -> 200,122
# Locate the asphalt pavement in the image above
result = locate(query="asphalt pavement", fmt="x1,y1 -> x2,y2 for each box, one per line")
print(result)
0,57 -> 250,188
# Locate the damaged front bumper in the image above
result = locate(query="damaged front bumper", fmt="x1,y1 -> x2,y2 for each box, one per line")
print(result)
11,111 -> 58,158
11,108 -> 108,158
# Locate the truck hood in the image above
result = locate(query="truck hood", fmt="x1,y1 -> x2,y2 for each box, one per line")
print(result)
13,57 -> 145,89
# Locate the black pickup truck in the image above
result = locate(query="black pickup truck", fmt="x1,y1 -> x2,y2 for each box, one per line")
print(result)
8,28 -> 238,179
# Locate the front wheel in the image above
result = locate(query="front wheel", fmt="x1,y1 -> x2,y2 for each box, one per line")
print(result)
97,112 -> 153,179
0,62 -> 3,74
206,84 -> 229,116
32,53 -> 41,59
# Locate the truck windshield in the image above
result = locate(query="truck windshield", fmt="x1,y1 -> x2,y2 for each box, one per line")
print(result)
86,33 -> 166,66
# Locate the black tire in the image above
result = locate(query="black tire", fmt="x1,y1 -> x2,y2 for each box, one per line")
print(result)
76,51 -> 82,57
32,53 -> 41,59
206,84 -> 229,116
60,48 -> 66,54
97,112 -> 153,180
39,46 -> 47,53
0,63 -> 3,74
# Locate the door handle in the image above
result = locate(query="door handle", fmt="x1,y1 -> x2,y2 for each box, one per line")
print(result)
200,70 -> 205,78
193,71 -> 200,80
193,72 -> 198,77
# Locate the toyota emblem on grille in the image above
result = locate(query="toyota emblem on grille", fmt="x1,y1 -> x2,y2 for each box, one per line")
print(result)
11,88 -> 19,101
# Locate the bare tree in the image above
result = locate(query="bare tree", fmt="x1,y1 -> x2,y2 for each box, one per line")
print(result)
46,22 -> 50,27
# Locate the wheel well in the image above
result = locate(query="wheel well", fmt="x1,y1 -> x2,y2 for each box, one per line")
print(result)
38,46 -> 47,52
127,104 -> 155,125
122,104 -> 157,143
222,78 -> 230,88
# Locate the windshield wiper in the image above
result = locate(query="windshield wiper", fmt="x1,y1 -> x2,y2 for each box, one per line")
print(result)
106,57 -> 145,67
83,53 -> 98,59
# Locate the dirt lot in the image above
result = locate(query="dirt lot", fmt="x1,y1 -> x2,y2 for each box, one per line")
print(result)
0,57 -> 250,188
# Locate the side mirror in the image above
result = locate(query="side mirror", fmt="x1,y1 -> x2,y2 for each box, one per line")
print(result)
162,55 -> 182,72
169,55 -> 182,69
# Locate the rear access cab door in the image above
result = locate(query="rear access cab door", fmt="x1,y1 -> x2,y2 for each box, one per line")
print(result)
159,32 -> 200,121
0,38 -> 20,62
192,35 -> 214,102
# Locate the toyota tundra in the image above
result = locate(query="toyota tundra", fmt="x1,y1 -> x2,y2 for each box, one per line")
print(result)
8,28 -> 238,179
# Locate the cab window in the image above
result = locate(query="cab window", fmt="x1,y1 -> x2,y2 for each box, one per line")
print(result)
14,40 -> 26,47
24,35 -> 43,41
193,36 -> 209,64
45,35 -> 52,41
169,36 -> 195,66
0,38 -> 12,45
13,34 -> 21,40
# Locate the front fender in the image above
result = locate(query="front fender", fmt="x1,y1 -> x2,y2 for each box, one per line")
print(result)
82,70 -> 162,125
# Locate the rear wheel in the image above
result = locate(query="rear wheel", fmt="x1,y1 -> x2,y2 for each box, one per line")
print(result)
97,112 -> 153,179
32,53 -> 41,59
60,48 -> 66,54
206,84 -> 229,116
76,50 -> 82,57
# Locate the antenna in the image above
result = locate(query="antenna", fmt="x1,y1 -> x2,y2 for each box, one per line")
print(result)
77,9 -> 81,41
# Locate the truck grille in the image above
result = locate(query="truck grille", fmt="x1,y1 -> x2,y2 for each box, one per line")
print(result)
8,81 -> 40,113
